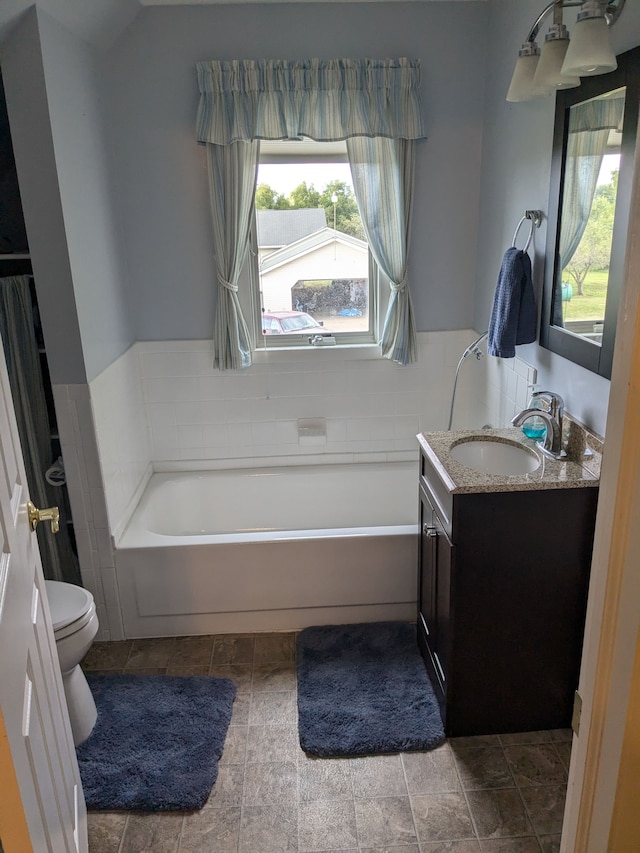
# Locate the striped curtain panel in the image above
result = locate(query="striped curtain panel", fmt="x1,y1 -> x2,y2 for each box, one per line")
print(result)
206,141 -> 259,370
347,137 -> 417,364
196,58 -> 426,369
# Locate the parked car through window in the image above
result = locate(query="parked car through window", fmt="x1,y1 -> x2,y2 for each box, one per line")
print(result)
261,311 -> 332,335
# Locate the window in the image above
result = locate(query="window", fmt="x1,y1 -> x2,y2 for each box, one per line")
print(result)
196,57 -> 424,369
251,140 -> 379,348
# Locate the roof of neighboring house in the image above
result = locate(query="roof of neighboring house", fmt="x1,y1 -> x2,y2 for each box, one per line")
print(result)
256,208 -> 327,249
260,226 -> 368,274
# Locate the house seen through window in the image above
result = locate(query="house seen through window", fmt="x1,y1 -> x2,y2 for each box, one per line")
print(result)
255,140 -> 374,346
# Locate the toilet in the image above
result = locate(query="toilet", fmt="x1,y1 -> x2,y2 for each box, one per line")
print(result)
44,580 -> 99,746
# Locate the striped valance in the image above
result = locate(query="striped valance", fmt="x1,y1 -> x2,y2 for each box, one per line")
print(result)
195,58 -> 426,145
569,94 -> 625,134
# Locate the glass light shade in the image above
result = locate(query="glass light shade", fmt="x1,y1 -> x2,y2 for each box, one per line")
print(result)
561,18 -> 618,76
507,54 -> 546,102
534,38 -> 581,90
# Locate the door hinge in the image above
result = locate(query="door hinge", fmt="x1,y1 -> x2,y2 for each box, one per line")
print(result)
571,690 -> 583,736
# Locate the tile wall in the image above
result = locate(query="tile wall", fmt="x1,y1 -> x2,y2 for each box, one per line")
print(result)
52,384 -> 125,641
90,346 -> 151,542
469,353 -> 538,430
137,333 -> 472,465
56,330 -> 535,641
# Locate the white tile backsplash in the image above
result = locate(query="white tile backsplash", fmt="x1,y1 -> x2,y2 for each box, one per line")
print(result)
90,345 -> 151,541
465,351 -> 537,430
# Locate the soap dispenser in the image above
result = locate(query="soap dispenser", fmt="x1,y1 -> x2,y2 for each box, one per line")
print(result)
520,385 -> 547,440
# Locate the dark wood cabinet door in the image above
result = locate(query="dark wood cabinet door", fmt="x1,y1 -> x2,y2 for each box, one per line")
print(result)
432,508 -> 452,686
418,491 -> 437,644
418,487 -> 454,691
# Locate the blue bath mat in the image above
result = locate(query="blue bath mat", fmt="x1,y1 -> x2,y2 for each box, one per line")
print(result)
76,674 -> 236,811
296,621 -> 445,757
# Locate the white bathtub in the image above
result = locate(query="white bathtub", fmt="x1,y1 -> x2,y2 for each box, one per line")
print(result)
115,461 -> 419,637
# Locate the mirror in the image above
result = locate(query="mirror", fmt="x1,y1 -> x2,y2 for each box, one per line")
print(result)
541,46 -> 640,379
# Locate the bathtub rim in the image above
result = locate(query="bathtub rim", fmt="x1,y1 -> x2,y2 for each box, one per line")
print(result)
118,522 -> 419,549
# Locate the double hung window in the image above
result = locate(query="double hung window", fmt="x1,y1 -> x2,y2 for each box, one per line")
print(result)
253,139 -> 377,348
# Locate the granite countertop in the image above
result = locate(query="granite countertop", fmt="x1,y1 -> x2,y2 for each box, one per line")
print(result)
417,421 -> 602,495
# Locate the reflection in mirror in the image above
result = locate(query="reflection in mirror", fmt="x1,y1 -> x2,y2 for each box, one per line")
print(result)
553,88 -> 625,347
541,46 -> 640,379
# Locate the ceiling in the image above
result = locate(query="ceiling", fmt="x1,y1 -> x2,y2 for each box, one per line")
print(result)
0,0 -> 484,51
0,0 -> 138,49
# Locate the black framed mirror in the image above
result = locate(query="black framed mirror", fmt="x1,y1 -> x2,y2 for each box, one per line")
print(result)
540,46 -> 640,379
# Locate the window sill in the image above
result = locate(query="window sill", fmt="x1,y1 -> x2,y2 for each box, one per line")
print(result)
252,342 -> 384,363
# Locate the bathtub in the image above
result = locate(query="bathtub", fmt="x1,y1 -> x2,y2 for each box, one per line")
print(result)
115,460 -> 419,637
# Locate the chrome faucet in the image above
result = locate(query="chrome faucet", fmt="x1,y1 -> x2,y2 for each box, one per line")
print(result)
532,390 -> 564,429
511,391 -> 566,459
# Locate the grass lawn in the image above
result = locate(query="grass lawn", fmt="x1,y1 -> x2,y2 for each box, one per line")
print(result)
561,269 -> 608,322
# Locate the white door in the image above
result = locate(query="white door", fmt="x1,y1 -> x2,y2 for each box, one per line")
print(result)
0,338 -> 87,853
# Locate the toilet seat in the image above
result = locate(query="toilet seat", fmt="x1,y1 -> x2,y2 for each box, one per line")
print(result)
54,602 -> 97,640
44,580 -> 95,637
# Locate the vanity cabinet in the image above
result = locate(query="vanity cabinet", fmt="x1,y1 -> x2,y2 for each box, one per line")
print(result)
418,447 -> 599,737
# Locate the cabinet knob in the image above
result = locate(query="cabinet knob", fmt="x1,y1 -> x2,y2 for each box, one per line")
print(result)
422,523 -> 438,537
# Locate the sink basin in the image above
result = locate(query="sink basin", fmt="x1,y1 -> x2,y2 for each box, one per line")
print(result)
449,438 -> 540,476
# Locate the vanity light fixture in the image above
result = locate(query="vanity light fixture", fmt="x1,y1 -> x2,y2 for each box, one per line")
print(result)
506,0 -> 626,102
561,0 -> 620,76
534,2 -> 581,92
506,41 -> 544,103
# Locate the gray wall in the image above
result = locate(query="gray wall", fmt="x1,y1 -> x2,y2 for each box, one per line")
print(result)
1,8 -> 87,384
4,0 -> 639,432
100,2 -> 488,341
1,6 -> 134,384
475,0 -> 640,436
37,9 -> 134,381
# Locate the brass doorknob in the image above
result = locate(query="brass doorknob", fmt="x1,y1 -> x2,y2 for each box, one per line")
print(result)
27,502 -> 59,534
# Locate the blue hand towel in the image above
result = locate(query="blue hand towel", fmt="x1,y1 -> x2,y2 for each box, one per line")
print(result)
487,247 -> 537,358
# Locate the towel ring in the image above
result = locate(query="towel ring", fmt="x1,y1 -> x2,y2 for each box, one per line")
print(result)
512,210 -> 542,253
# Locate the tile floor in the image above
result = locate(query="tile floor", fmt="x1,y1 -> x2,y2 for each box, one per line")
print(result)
82,633 -> 570,853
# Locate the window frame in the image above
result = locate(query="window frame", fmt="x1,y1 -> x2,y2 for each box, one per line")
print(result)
245,140 -> 387,352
